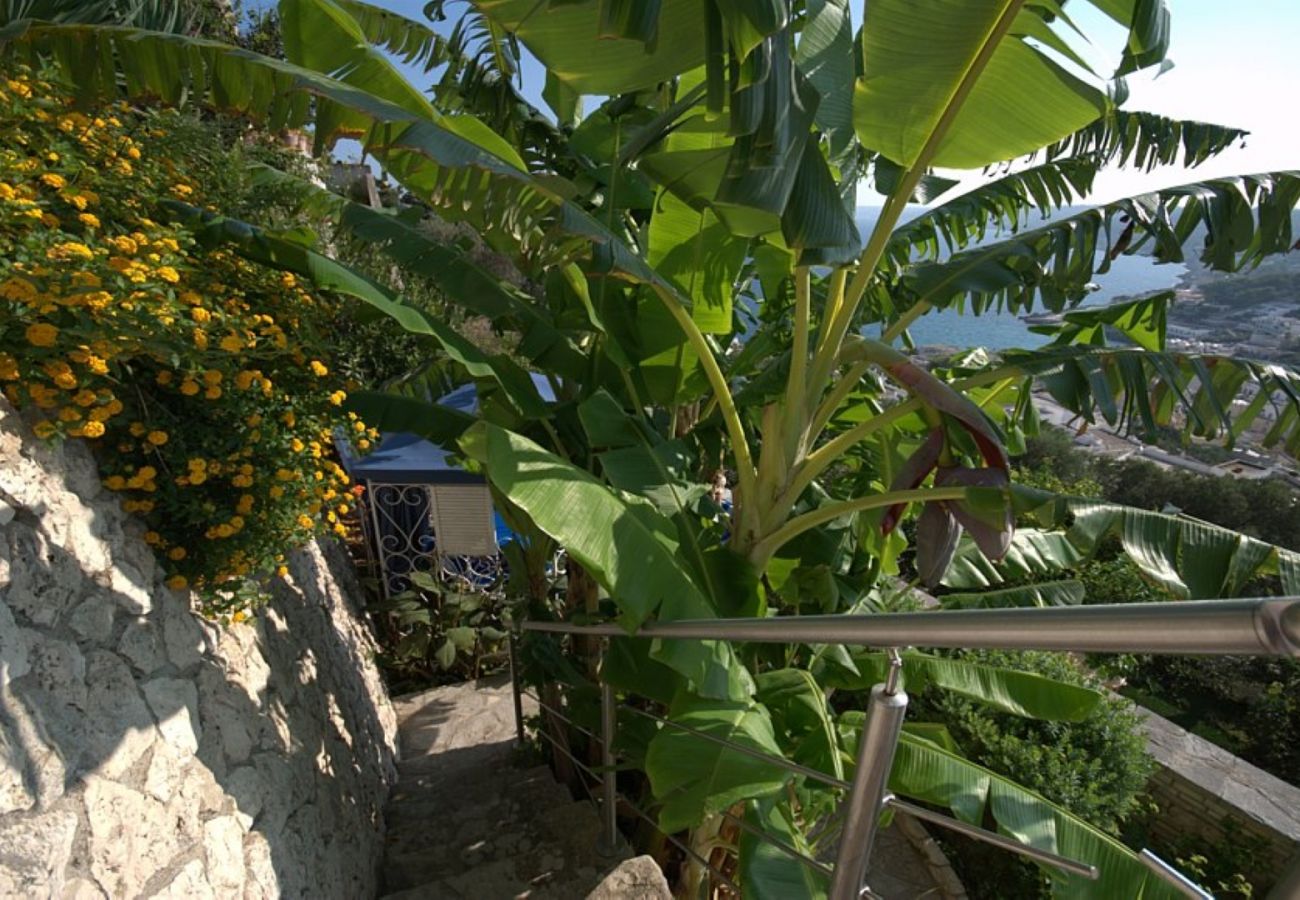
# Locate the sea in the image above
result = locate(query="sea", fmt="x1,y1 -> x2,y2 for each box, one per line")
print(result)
855,207 -> 1187,351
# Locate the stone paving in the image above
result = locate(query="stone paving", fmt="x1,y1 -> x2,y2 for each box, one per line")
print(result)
380,675 -> 962,899
380,676 -> 670,899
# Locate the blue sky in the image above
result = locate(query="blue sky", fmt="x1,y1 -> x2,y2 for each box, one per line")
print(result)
259,1 -> 1299,206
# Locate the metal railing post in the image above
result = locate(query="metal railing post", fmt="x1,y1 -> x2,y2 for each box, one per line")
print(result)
598,640 -> 620,856
829,651 -> 909,900
508,630 -> 524,747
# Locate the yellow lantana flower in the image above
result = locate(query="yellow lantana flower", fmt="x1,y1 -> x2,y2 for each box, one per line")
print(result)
25,323 -> 58,347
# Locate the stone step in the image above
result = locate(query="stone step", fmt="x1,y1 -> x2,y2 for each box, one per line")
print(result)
380,677 -> 670,899
379,854 -> 672,900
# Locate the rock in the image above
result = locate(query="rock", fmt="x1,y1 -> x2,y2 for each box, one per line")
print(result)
67,594 -> 115,644
152,858 -> 215,900
0,594 -> 30,681
223,765 -> 263,830
81,651 -> 156,780
243,830 -> 279,899
196,667 -> 256,766
585,855 -> 673,899
0,685 -> 66,812
116,617 -> 165,674
143,677 -> 201,756
104,558 -> 151,615
0,809 -> 78,898
60,877 -> 105,899
159,594 -> 207,671
3,526 -> 81,627
83,777 -> 182,898
25,637 -> 87,710
203,815 -> 246,895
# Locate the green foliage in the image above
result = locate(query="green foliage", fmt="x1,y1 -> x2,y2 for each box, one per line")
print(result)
370,570 -> 512,690
14,1 -> 1299,895
910,650 -> 1154,836
1166,819 -> 1268,900
1122,655 -> 1300,785
1018,427 -> 1300,550
0,68 -> 365,610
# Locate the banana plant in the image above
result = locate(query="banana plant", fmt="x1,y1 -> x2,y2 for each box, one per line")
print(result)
8,1 -> 1300,896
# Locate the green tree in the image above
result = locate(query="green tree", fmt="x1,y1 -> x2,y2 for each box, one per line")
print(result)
7,2 -> 1300,897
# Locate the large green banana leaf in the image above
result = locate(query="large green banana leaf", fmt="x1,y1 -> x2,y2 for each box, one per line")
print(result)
755,668 -> 842,781
247,164 -> 594,379
334,0 -> 450,72
644,692 -> 790,833
821,651 -> 1102,722
460,422 -> 753,700
984,345 -> 1300,452
941,579 -> 1087,610
577,391 -> 762,618
280,0 -> 440,149
875,728 -> 1183,899
738,797 -> 829,900
852,1 -> 1108,171
472,0 -> 706,95
946,491 -> 1300,598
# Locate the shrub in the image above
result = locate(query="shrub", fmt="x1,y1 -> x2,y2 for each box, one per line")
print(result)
913,649 -> 1155,835
0,67 -> 374,612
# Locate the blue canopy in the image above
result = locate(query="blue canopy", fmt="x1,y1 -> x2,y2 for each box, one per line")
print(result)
345,374 -> 557,485
348,431 -> 483,484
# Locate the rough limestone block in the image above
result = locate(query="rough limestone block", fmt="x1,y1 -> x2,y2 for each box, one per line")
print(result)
83,777 -> 183,898
0,594 -> 30,681
116,617 -> 166,674
80,651 -> 157,780
151,858 -> 215,900
223,765 -> 264,831
3,526 -> 82,627
0,809 -> 77,899
203,815 -> 246,895
67,594 -> 116,644
143,677 -> 201,756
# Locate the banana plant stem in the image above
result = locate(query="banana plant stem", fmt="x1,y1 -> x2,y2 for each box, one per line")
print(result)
783,266 -> 812,460
771,397 -> 922,529
882,300 -> 931,344
654,287 -> 757,507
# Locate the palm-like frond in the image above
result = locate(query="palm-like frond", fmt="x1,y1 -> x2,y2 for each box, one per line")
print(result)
881,171 -> 1300,322
945,490 -> 1300,600
0,19 -> 682,301
890,111 -> 1252,264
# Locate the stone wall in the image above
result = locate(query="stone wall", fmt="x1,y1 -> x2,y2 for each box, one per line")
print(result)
1140,707 -> 1300,890
0,398 -> 398,899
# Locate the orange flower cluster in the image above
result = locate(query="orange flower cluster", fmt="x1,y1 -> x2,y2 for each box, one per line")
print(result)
0,68 -> 377,612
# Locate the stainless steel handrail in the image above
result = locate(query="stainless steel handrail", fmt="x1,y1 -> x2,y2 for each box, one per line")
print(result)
521,597 -> 1300,656
1139,849 -> 1214,899
512,597 -> 1300,898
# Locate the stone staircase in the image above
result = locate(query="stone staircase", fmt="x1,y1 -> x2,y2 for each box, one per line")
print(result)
378,675 -> 963,899
380,676 -> 670,899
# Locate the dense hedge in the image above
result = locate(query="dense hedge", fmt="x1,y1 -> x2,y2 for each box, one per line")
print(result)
0,67 -> 374,612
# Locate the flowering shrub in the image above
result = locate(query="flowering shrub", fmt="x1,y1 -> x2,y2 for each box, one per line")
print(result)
0,67 -> 376,611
